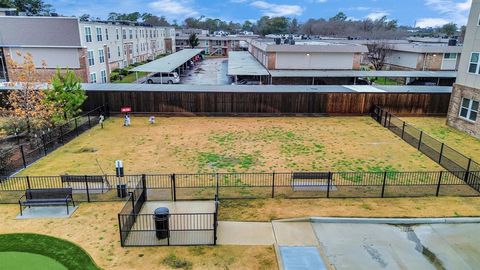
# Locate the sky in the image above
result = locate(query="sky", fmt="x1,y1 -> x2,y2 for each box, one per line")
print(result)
47,0 -> 472,28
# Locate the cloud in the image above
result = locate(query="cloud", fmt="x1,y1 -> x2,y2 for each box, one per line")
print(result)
149,0 -> 198,17
415,17 -> 451,28
424,0 -> 471,25
230,0 -> 248,3
250,1 -> 304,16
365,11 -> 389,20
315,0 -> 328,3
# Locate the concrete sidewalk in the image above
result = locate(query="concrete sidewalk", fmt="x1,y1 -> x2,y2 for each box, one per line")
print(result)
217,221 -> 275,245
272,221 -> 318,246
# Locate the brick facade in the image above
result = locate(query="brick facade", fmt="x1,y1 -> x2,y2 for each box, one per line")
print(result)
447,83 -> 480,139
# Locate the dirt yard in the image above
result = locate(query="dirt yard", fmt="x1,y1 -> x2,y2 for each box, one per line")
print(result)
402,117 -> 480,160
219,197 -> 480,221
0,203 -> 277,270
20,116 -> 441,176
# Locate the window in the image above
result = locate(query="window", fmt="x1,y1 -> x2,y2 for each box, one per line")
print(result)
85,27 -> 92,42
87,50 -> 95,66
129,29 -> 133,39
105,29 -> 109,40
107,47 -> 111,59
116,28 -> 119,39
469,52 -> 480,74
123,29 -> 127,39
459,98 -> 479,122
444,53 -> 457,59
118,46 -> 121,57
90,72 -> 97,83
100,70 -> 107,83
98,49 -> 105,63
96,27 -> 102,42
135,30 -> 138,39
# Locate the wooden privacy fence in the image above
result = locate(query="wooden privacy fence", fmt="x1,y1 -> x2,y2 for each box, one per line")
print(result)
82,90 -> 450,116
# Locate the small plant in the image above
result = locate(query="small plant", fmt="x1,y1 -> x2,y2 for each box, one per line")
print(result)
162,254 -> 192,270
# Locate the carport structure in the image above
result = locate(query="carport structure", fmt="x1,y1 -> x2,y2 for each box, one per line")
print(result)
227,51 -> 270,84
130,49 -> 203,83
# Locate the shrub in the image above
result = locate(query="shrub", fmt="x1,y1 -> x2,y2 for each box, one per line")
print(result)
1,117 -> 28,136
118,69 -> 129,76
110,73 -> 120,81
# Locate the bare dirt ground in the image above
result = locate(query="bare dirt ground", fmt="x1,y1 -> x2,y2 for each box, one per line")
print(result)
0,203 -> 277,270
402,117 -> 480,159
20,116 -> 441,176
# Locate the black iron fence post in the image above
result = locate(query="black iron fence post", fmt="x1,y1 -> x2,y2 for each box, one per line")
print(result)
216,173 -> 219,197
26,176 -> 31,190
438,143 -> 444,164
171,174 -> 176,201
383,111 -> 388,127
326,172 -> 332,198
388,114 -> 392,129
401,122 -> 406,139
59,125 -> 64,145
418,131 -> 423,150
142,174 -> 147,201
381,172 -> 387,198
118,215 -> 124,247
74,118 -> 79,137
271,172 -> 275,198
85,175 -> 91,202
464,158 -> 472,183
88,113 -> 91,128
20,145 -> 27,168
42,135 -> 47,156
436,171 -> 443,196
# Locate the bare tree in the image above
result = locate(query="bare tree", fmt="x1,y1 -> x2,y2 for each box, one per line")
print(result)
367,42 -> 393,70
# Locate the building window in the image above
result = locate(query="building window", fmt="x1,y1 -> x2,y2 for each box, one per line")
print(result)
100,70 -> 107,83
85,27 -> 92,42
129,29 -> 133,39
135,30 -> 138,39
105,29 -> 109,40
459,98 -> 479,122
90,72 -> 97,83
116,28 -> 119,39
444,53 -> 457,59
98,49 -> 105,63
469,52 -> 480,74
107,47 -> 111,59
87,50 -> 95,66
96,27 -> 102,42
118,46 -> 121,57
123,29 -> 127,39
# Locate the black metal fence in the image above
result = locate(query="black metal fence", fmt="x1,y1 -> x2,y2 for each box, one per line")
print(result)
0,106 -> 108,176
1,171 -> 479,204
372,106 -> 480,193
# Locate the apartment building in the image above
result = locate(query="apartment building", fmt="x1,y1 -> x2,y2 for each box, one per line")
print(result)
384,43 -> 462,71
447,0 -> 480,138
175,35 -> 244,56
0,16 -> 176,83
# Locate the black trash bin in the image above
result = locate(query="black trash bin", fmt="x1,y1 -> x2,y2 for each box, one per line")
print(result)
117,184 -> 127,198
154,207 -> 170,240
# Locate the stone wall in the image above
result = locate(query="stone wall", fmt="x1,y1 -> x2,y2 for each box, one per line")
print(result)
447,83 -> 480,139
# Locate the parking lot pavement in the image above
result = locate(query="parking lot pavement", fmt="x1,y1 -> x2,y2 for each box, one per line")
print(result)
312,223 -> 435,270
181,58 -> 230,85
414,223 -> 480,269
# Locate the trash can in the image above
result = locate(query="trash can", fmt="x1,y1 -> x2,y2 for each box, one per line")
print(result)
117,184 -> 127,198
154,207 -> 170,240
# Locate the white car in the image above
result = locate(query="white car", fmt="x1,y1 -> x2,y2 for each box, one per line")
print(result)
146,72 -> 180,84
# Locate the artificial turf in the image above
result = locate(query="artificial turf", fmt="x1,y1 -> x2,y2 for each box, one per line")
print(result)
0,252 -> 67,270
0,233 -> 99,270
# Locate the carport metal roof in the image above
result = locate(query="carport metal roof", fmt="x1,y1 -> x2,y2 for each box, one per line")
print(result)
227,51 -> 270,76
130,49 -> 203,73
268,70 -> 457,78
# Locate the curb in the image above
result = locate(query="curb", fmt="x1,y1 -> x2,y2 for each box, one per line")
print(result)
310,217 -> 480,224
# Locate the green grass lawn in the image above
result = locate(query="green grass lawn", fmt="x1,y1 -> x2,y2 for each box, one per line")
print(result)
0,252 -> 67,270
402,117 -> 480,160
113,71 -> 148,83
370,77 -> 401,85
0,233 -> 99,270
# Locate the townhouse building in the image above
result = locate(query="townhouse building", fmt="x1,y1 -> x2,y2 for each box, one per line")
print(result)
175,35 -> 245,56
447,0 -> 480,138
0,15 -> 176,83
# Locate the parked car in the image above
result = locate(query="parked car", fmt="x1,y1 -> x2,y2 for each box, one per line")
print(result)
146,72 -> 180,84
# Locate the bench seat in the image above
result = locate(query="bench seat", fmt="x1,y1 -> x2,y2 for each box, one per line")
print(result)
19,188 -> 75,216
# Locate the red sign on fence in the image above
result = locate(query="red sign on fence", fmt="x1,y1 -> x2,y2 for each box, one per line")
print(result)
120,107 -> 132,113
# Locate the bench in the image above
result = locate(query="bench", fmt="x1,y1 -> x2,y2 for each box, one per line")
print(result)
61,175 -> 110,192
19,188 -> 75,216
292,172 -> 332,191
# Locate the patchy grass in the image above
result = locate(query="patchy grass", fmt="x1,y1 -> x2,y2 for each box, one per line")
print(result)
113,72 -> 148,83
162,254 -> 192,270
402,117 -> 480,159
0,203 -> 277,270
19,116 -> 441,176
219,197 -> 480,221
